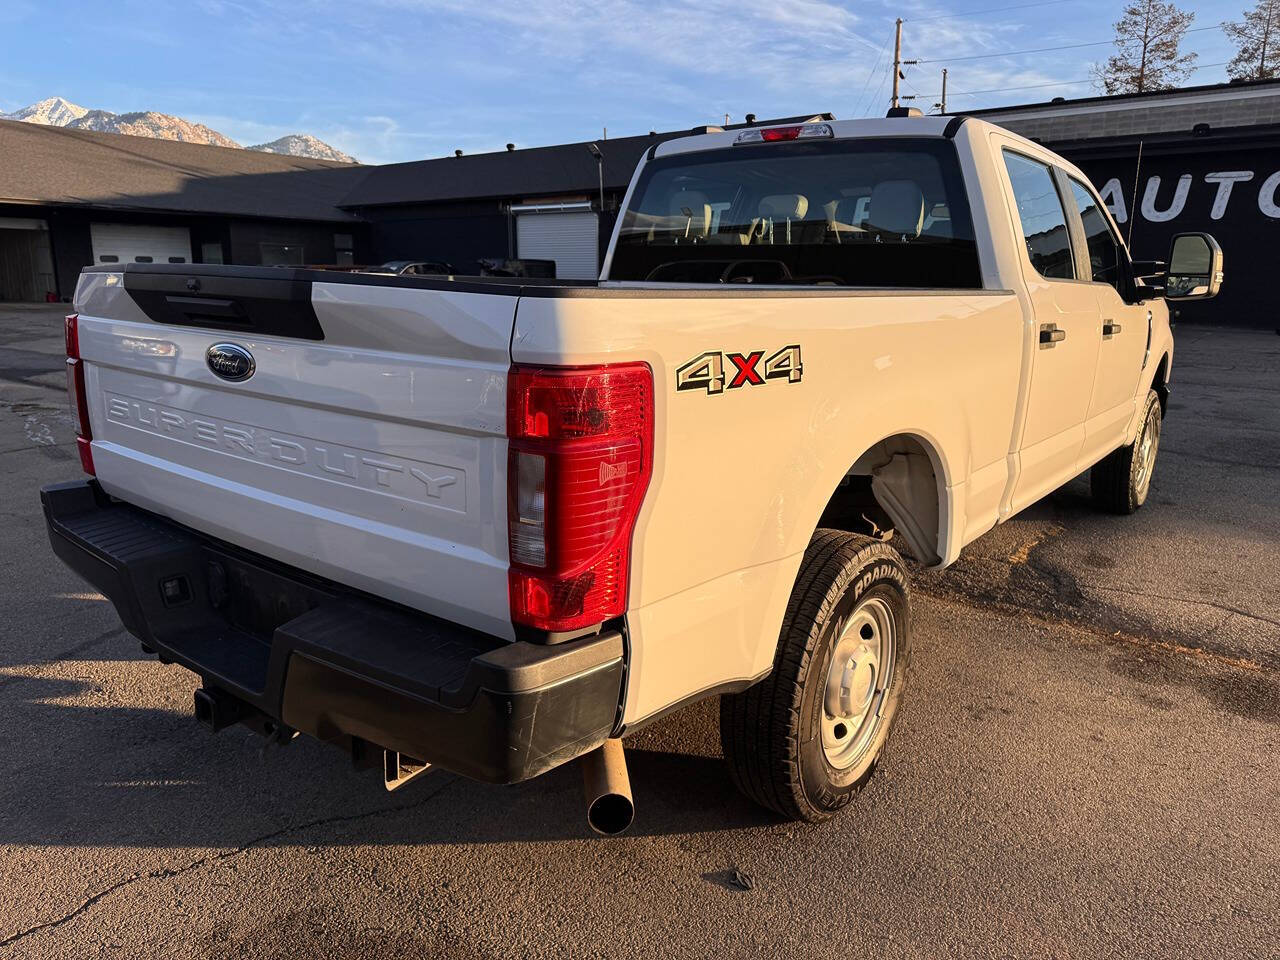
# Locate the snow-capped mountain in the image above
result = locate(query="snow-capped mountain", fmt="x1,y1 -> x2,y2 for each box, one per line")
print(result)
66,109 -> 241,148
248,134 -> 356,164
4,95 -> 88,126
1,97 -> 357,163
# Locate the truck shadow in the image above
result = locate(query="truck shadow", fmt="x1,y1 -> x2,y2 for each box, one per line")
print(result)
0,674 -> 777,850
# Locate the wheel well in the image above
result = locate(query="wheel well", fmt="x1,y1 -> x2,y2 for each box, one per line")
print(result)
817,434 -> 944,565
1151,353 -> 1170,414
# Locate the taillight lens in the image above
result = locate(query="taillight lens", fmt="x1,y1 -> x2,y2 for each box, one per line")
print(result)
734,122 -> 833,144
507,363 -> 654,632
63,314 -> 94,476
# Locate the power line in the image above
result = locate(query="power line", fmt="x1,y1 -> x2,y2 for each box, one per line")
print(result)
919,23 -> 1224,64
856,31 -> 895,117
855,33 -> 892,116
906,0 -> 1072,23
922,60 -> 1230,98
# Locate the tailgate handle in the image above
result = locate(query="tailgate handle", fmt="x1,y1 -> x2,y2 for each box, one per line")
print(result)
164,295 -> 248,322
1102,321 -> 1122,338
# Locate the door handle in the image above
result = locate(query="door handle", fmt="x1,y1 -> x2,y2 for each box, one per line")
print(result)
1039,323 -> 1066,348
1102,321 -> 1122,338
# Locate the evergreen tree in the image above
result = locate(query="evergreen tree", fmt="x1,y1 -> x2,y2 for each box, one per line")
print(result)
1092,0 -> 1198,93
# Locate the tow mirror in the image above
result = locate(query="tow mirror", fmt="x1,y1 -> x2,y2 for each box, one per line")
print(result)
1165,232 -> 1223,301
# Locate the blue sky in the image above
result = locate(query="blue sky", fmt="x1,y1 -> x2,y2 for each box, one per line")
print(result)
0,0 -> 1246,164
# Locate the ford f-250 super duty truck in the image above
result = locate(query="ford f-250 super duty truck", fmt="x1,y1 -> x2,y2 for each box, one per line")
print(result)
43,114 -> 1222,835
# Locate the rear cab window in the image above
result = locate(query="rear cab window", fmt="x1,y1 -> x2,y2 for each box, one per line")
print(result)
607,137 -> 982,288
1002,151 -> 1075,281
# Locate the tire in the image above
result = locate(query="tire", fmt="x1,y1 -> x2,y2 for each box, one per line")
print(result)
1091,388 -> 1162,515
720,530 -> 911,822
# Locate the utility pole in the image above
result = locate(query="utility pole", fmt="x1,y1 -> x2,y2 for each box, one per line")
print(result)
891,18 -> 919,110
936,68 -> 948,114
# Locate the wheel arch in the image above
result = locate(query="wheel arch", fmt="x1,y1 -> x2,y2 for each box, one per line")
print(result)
809,429 -> 957,568
1150,351 -> 1170,414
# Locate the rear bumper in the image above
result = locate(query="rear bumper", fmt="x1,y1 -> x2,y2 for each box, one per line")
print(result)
41,480 -> 624,784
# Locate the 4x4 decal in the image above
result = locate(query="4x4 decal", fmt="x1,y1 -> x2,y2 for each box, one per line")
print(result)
676,346 -> 803,395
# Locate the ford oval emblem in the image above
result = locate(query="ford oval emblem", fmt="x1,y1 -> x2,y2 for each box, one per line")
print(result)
206,343 -> 255,382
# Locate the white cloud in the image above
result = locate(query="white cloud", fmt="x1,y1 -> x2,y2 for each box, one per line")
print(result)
373,0 -> 881,90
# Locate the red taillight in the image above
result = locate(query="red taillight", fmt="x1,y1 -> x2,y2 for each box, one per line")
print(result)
734,122 -> 834,145
65,313 -> 80,358
64,314 -> 94,476
507,363 -> 654,632
762,125 -> 803,142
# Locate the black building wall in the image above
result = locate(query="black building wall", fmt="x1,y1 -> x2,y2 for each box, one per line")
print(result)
1053,126 -> 1280,328
356,199 -> 512,271
227,219 -> 366,266
357,194 -> 627,274
1,204 -> 369,299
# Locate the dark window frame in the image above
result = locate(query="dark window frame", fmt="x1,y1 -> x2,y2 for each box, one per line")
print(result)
608,136 -> 985,289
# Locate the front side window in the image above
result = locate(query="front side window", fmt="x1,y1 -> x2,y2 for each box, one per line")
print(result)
1002,151 -> 1074,280
1068,177 -> 1123,292
608,138 -> 982,288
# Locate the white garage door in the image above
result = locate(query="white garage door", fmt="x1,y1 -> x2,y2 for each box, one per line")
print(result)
90,224 -> 192,266
515,209 -> 599,280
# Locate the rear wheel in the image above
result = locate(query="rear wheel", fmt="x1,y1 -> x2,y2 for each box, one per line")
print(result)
720,530 -> 911,822
1091,388 -> 1162,514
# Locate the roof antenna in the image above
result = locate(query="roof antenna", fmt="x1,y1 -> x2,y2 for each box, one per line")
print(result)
1126,139 -> 1144,248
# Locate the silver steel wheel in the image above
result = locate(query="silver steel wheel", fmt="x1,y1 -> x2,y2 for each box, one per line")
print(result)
821,596 -> 896,770
1134,401 -> 1161,501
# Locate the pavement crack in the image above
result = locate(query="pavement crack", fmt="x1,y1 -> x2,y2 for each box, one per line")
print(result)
1161,447 -> 1277,470
0,626 -> 127,696
1082,583 -> 1280,631
0,440 -> 76,456
0,774 -> 459,949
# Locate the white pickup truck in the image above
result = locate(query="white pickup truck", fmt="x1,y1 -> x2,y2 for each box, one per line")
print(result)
44,115 -> 1222,834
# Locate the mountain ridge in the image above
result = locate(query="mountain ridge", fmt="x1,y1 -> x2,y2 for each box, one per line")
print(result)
1,97 -> 357,163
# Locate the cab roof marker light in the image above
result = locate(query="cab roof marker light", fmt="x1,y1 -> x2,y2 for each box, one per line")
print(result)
733,123 -> 834,145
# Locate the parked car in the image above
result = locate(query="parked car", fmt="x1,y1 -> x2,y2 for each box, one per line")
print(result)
44,114 -> 1221,835
477,257 -> 556,278
360,259 -> 457,276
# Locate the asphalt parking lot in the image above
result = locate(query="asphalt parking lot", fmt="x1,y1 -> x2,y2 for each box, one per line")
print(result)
1,303 -> 1277,959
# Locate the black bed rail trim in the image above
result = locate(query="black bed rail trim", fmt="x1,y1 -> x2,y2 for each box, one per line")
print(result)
94,264 -> 1013,303
122,266 -> 324,340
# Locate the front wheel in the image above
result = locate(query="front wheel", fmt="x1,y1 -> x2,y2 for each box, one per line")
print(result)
1091,388 -> 1162,514
720,530 -> 911,822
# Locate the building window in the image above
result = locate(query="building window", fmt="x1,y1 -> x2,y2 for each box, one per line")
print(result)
260,243 -> 304,266
200,242 -> 224,265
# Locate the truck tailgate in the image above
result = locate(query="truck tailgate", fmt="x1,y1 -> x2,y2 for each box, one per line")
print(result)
73,267 -> 516,639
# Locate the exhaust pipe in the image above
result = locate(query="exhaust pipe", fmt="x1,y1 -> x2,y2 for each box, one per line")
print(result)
581,738 -> 634,836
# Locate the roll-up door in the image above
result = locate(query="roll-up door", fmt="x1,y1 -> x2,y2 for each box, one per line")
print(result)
514,206 -> 599,279
90,224 -> 193,266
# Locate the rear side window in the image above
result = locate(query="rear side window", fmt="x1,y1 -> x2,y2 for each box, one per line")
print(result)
1068,177 -> 1122,292
608,138 -> 981,288
1002,151 -> 1074,280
